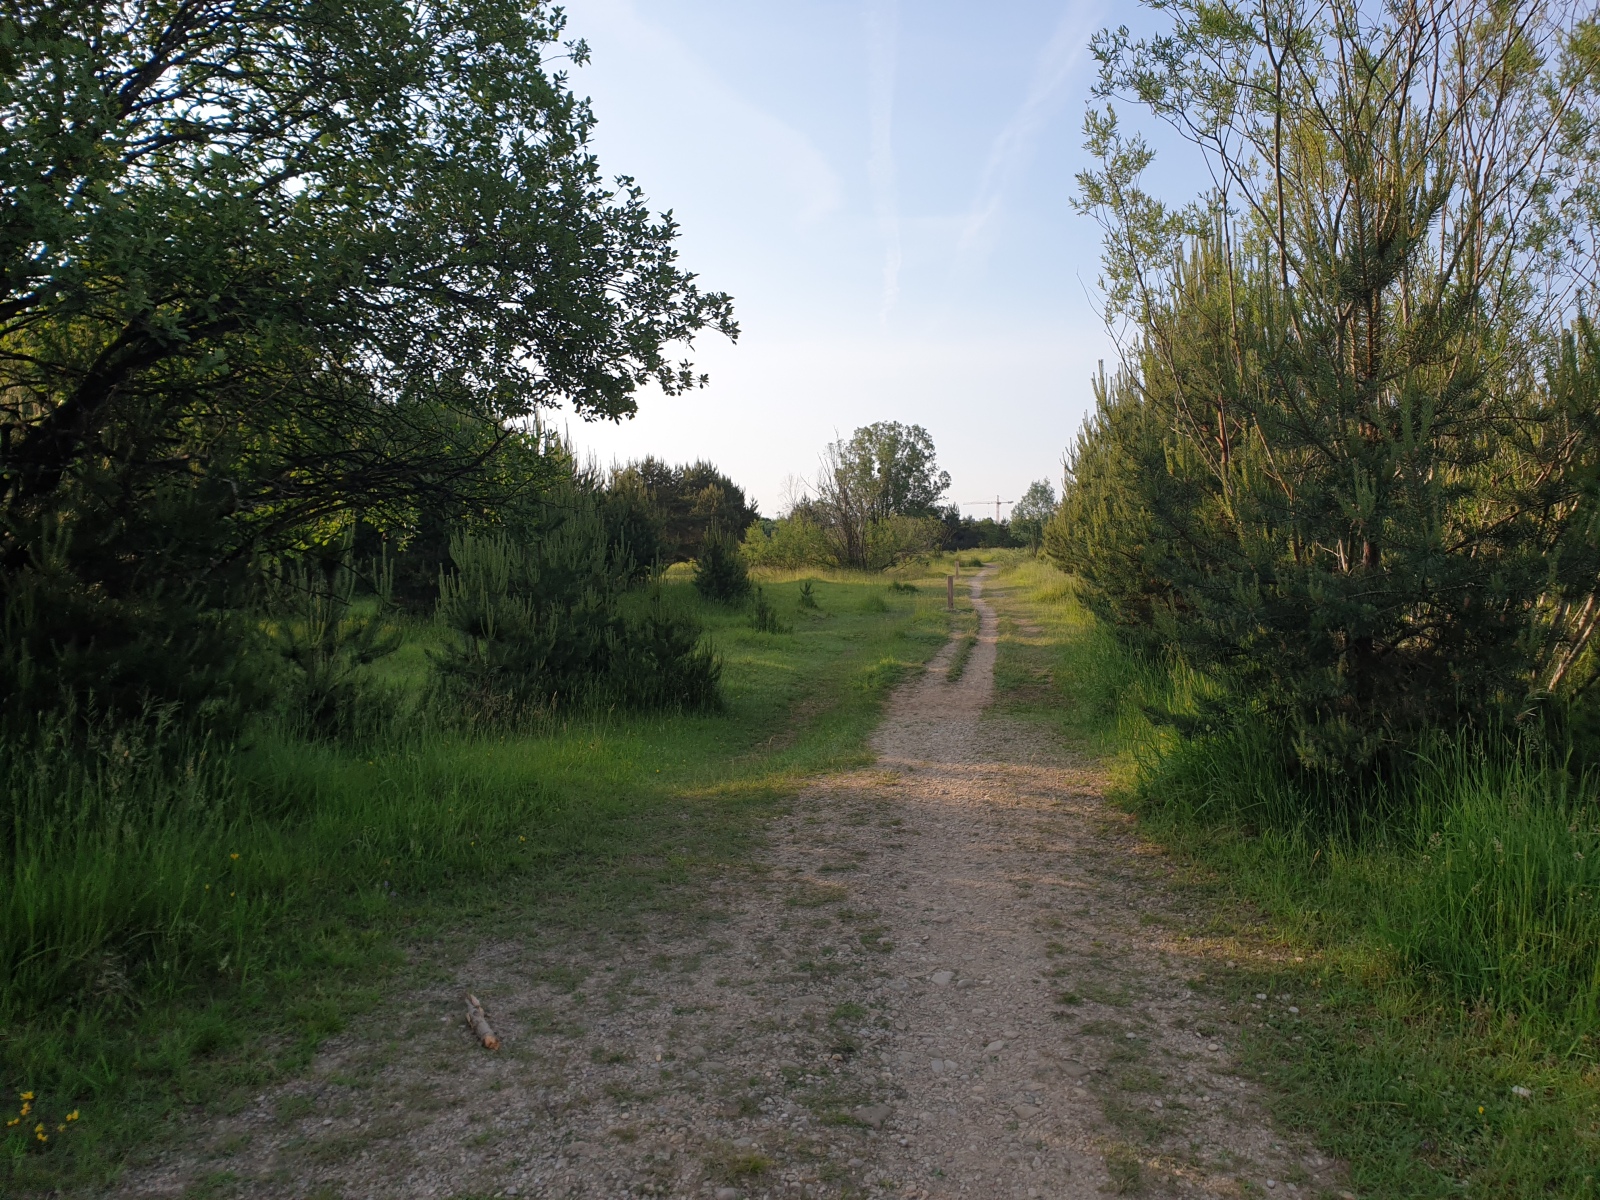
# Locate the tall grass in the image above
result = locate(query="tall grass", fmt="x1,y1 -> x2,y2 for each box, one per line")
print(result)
1005,559 -> 1600,1036
0,722 -> 598,1027
1,571 -> 953,1190
1143,727 -> 1600,1032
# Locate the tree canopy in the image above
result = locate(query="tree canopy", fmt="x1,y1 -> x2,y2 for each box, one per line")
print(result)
807,422 -> 949,568
0,0 -> 735,730
1051,0 -> 1600,776
609,458 -> 759,564
1009,480 -> 1057,551
0,0 -> 734,572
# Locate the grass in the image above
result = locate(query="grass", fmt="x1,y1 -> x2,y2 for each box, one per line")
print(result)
0,569 -> 953,1194
990,555 -> 1600,1199
946,634 -> 978,682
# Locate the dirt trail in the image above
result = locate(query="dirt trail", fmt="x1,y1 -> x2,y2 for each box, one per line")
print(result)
121,571 -> 1345,1200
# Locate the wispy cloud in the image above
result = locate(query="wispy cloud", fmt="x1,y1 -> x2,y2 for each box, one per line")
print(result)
865,0 -> 901,323
956,2 -> 1102,264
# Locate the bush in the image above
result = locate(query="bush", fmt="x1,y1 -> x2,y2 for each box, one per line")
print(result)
797,580 -> 819,610
435,493 -> 720,715
608,593 -> 723,711
263,546 -> 403,740
741,515 -> 834,569
749,588 -> 789,634
864,515 -> 944,568
0,521 -> 268,746
693,533 -> 751,604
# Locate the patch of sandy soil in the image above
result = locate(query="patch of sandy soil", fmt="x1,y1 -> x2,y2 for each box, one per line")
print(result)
117,571 -> 1349,1200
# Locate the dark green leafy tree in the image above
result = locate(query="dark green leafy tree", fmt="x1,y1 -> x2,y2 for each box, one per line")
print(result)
600,468 -> 667,583
1010,481 -> 1057,552
1056,0 -> 1600,775
0,0 -> 735,729
612,459 -> 759,563
813,422 -> 949,568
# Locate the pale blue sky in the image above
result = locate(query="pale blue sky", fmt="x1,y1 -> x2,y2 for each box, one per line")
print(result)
558,0 -> 1154,518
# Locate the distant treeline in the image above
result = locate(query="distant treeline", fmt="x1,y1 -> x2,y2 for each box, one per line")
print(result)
740,423 -> 1057,569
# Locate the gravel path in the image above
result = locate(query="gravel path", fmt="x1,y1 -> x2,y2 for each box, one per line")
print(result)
119,570 -> 1347,1200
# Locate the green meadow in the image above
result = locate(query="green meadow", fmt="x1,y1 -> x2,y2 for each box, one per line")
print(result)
1,567 -> 960,1191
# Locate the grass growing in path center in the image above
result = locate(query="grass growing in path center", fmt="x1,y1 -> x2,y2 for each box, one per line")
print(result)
988,555 -> 1600,1199
2,569 -> 953,1194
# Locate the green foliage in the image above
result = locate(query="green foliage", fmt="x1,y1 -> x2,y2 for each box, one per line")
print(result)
693,533 -> 752,604
1001,558 -> 1600,1197
611,459 -> 760,564
749,588 -> 789,634
0,0 -> 733,735
1058,0 -> 1600,777
828,422 -> 950,522
0,0 -> 733,538
1009,481 -> 1057,552
742,514 -> 835,569
264,547 -> 402,739
435,498 -> 720,715
0,520 -> 267,744
0,571 -> 953,1191
798,580 -> 820,610
940,514 -> 1015,551
600,468 -> 667,582
809,423 -> 950,568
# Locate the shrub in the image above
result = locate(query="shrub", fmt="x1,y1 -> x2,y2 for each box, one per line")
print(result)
693,533 -> 751,604
0,519 -> 268,746
263,546 -> 402,740
741,515 -> 834,569
797,580 -> 819,610
750,588 -> 789,634
863,515 -> 944,569
435,493 -> 720,715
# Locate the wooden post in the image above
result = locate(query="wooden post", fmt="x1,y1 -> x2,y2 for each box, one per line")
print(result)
947,575 -> 955,611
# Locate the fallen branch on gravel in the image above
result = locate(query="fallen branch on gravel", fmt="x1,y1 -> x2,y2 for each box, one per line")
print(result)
465,993 -> 500,1050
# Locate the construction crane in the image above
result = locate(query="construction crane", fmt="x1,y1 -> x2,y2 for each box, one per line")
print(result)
962,496 -> 1014,522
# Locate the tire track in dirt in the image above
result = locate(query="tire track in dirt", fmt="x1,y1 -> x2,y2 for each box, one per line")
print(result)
118,570 -> 1345,1199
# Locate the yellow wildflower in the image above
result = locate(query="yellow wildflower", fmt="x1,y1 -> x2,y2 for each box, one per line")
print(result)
19,1092 -> 32,1101
67,1111 -> 78,1121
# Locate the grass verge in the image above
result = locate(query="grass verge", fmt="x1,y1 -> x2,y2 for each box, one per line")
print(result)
989,556 -> 1600,1199
2,570 -> 952,1194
